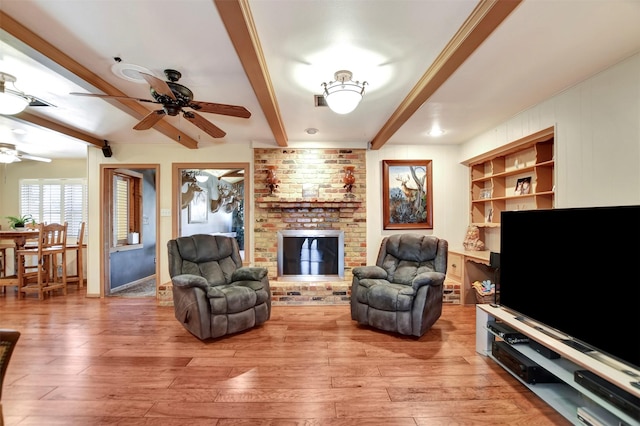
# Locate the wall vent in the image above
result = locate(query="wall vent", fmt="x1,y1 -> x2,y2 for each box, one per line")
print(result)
314,94 -> 328,107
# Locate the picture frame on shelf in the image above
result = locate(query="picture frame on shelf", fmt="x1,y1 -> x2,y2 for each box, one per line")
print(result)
382,159 -> 433,230
514,176 -> 532,195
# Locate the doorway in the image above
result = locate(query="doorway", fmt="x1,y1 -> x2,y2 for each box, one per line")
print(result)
101,164 -> 160,297
172,162 -> 250,263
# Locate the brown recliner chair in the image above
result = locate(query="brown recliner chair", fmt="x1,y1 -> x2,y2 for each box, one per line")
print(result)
350,234 -> 448,337
167,234 -> 271,340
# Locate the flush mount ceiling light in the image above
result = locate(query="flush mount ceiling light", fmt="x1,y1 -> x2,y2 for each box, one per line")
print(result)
321,70 -> 367,115
0,72 -> 30,115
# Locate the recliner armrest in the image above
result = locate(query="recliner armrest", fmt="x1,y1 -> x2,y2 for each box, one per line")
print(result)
353,265 -> 388,280
171,274 -> 210,291
411,271 -> 445,290
231,267 -> 268,282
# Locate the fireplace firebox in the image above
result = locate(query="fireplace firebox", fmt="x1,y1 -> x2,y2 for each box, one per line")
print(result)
277,230 -> 345,281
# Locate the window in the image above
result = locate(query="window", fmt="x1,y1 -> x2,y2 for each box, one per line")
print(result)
19,178 -> 87,237
112,170 -> 142,247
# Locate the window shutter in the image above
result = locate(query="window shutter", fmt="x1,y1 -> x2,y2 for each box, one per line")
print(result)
19,179 -> 87,236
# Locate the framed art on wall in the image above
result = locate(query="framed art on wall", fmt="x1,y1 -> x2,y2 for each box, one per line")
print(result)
382,159 -> 433,230
188,187 -> 208,223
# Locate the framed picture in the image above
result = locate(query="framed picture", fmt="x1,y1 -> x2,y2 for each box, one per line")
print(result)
188,187 -> 208,223
382,159 -> 433,230
486,208 -> 493,223
514,176 -> 532,195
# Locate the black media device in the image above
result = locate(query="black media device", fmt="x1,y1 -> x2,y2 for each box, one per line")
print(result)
487,321 -> 529,344
500,206 -> 640,372
529,340 -> 560,359
491,341 -> 559,384
574,370 -> 640,420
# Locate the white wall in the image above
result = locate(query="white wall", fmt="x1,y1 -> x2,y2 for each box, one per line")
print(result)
85,142 -> 254,297
365,145 -> 468,264
459,51 -> 640,250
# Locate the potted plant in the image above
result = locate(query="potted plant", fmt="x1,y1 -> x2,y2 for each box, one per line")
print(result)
5,214 -> 35,229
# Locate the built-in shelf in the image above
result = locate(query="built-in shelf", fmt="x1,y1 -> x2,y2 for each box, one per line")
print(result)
464,126 -> 555,227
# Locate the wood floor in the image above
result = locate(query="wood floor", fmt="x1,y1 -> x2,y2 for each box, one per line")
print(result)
1,286 -> 570,425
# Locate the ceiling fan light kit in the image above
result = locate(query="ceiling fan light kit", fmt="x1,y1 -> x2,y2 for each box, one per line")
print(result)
322,70 -> 367,115
0,143 -> 51,163
0,72 -> 30,115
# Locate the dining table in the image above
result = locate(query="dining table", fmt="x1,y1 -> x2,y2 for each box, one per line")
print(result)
0,228 -> 40,285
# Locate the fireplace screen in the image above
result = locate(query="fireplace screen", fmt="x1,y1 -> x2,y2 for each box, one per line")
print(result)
277,230 -> 344,281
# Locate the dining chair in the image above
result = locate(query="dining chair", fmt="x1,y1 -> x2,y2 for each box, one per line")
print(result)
0,329 -> 20,426
0,226 -> 15,282
17,222 -> 68,300
65,222 -> 86,288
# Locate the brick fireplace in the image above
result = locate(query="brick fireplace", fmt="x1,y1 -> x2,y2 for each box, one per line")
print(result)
253,148 -> 366,304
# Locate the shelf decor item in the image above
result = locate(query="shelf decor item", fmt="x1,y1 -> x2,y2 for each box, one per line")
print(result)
479,188 -> 492,199
342,166 -> 356,197
462,225 -> 485,251
265,165 -> 279,196
382,159 -> 433,230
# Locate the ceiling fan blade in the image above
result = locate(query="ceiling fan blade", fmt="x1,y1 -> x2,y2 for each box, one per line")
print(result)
19,153 -> 51,163
70,92 -> 159,104
133,110 -> 166,130
183,111 -> 226,138
189,101 -> 251,118
140,72 -> 176,100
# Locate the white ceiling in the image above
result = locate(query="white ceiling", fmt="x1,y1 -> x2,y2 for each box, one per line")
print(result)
0,0 -> 639,160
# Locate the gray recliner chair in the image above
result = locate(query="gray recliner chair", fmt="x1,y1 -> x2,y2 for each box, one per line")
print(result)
167,234 -> 271,340
350,234 -> 448,337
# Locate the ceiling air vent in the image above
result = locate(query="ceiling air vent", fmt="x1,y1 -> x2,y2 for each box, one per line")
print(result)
314,94 -> 327,107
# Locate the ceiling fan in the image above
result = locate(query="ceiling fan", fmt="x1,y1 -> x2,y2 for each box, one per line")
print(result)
71,69 -> 251,138
0,143 -> 52,163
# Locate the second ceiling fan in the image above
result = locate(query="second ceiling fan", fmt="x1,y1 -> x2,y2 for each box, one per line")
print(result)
71,69 -> 251,139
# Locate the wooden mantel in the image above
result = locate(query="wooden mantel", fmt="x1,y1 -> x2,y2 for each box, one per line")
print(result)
256,198 -> 362,209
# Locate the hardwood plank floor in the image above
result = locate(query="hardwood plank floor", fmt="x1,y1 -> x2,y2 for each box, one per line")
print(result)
0,287 -> 571,425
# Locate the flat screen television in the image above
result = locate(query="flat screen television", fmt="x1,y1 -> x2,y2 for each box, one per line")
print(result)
500,205 -> 640,371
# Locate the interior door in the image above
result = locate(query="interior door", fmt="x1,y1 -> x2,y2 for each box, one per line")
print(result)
101,165 -> 160,296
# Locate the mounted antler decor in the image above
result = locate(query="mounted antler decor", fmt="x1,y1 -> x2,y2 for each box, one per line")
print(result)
342,166 -> 356,197
265,165 -> 279,195
211,182 -> 242,213
181,170 -> 204,210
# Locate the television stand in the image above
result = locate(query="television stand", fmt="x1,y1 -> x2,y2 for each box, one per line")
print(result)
476,304 -> 640,425
562,339 -> 594,354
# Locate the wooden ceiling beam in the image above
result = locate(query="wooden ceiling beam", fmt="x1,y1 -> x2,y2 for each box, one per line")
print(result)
215,0 -> 288,147
369,0 -> 522,150
0,10 -> 199,150
13,111 -> 103,148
